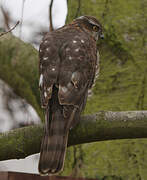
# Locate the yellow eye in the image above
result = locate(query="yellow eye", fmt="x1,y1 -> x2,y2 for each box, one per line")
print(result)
93,25 -> 99,31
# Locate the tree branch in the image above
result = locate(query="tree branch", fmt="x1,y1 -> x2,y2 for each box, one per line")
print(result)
0,21 -> 20,37
0,111 -> 147,161
49,0 -> 54,31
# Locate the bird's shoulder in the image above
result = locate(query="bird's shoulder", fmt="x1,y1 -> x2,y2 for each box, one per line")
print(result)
41,25 -> 93,46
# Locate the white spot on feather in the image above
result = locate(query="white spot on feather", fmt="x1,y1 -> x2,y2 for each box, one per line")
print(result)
46,48 -> 50,51
43,57 -> 48,60
81,39 -> 85,43
61,86 -> 68,93
69,56 -> 72,60
44,40 -> 48,44
73,40 -> 77,43
52,68 -> 55,71
39,74 -> 43,87
75,48 -> 79,52
88,89 -> 92,97
66,47 -> 70,51
47,87 -> 51,92
44,92 -> 47,97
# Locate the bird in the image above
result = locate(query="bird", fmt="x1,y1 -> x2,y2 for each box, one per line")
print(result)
38,15 -> 103,175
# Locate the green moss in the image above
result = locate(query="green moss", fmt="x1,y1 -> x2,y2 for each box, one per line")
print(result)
0,125 -> 43,160
65,0 -> 147,179
0,34 -> 43,120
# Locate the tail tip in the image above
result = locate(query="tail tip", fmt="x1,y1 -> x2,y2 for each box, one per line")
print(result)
38,168 -> 49,176
38,166 -> 62,176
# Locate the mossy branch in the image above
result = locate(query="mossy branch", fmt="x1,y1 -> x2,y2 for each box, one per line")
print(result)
0,110 -> 147,161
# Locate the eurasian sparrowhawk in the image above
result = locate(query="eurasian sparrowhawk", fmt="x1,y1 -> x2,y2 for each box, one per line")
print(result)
38,15 -> 103,175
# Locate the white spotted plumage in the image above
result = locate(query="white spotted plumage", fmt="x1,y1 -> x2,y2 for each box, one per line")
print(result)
39,74 -> 43,87
75,48 -> 79,52
38,15 -> 103,175
73,40 -> 77,43
43,57 -> 48,60
69,56 -> 72,60
44,91 -> 47,98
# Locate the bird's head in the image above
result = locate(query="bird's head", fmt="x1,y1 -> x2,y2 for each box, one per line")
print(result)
74,15 -> 104,41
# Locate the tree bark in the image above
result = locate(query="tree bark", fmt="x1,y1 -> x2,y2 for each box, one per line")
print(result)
0,110 -> 147,161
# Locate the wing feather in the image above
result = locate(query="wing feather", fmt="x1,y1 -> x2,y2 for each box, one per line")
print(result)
39,34 -> 60,108
58,34 -> 97,107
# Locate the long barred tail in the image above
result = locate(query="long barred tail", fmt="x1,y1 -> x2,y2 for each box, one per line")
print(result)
38,87 -> 68,175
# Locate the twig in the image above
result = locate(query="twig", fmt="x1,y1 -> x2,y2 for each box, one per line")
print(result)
49,0 -> 54,31
0,21 -> 20,37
